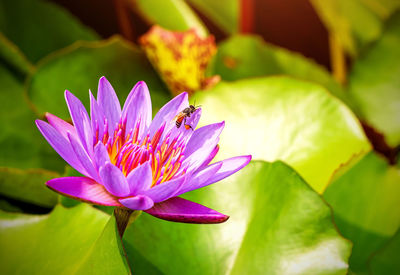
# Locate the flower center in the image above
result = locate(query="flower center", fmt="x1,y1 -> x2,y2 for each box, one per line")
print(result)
96,119 -> 186,187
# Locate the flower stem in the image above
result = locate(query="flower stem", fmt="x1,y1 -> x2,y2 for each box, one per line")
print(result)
114,207 -> 135,238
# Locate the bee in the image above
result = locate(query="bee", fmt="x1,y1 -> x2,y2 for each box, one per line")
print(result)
174,104 -> 200,130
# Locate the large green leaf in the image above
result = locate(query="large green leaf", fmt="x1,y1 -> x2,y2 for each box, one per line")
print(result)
0,167 -> 58,208
187,0 -> 238,34
348,12 -> 400,148
0,0 -> 99,63
132,0 -> 208,37
27,36 -> 170,120
0,64 -> 64,171
369,229 -> 400,274
0,204 -> 130,274
209,35 -> 348,103
124,161 -> 351,275
324,152 -> 400,273
310,0 -> 400,55
192,77 -> 371,193
0,32 -> 33,74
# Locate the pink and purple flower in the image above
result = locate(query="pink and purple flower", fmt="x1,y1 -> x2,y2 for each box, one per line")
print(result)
36,77 -> 251,224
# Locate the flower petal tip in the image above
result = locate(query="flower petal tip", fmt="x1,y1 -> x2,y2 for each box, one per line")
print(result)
34,119 -> 43,127
136,80 -> 146,87
99,76 -> 108,82
64,89 -> 72,98
244,154 -> 252,163
98,76 -> 113,89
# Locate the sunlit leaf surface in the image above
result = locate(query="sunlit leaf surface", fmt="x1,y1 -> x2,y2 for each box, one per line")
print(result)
192,77 -> 371,193
124,161 -> 351,274
310,0 -> 400,55
0,167 -> 58,208
0,0 -> 99,63
27,36 -> 170,119
324,152 -> 400,273
0,64 -> 64,171
0,204 -> 130,274
348,12 -> 400,147
132,0 -> 207,37
209,35 -> 348,103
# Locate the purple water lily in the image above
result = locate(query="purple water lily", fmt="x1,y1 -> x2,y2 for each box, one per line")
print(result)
36,77 -> 251,224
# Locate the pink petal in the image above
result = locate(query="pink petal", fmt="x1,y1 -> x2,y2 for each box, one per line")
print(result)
99,162 -> 130,197
203,155 -> 252,186
93,142 -> 111,172
122,81 -> 152,136
141,175 -> 186,203
119,195 -> 154,210
47,177 -> 122,206
45,112 -> 76,140
65,90 -> 93,154
97,77 -> 121,135
175,161 -> 222,196
126,161 -> 152,195
89,90 -> 105,141
35,120 -> 88,176
196,144 -> 219,171
145,197 -> 229,224
183,121 -> 225,170
68,133 -> 100,182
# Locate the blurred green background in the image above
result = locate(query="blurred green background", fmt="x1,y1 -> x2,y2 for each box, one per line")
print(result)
0,0 -> 399,274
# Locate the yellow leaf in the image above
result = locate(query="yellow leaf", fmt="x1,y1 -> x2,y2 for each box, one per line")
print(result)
140,25 -> 219,96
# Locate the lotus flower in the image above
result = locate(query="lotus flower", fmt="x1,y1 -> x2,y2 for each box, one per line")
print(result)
35,77 -> 251,224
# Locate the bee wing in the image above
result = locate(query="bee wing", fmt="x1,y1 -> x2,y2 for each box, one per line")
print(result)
173,113 -> 180,120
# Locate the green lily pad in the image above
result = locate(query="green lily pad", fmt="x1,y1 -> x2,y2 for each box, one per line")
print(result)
192,77 -> 371,193
0,167 -> 58,208
27,36 -> 170,120
133,0 -> 208,37
187,0 -> 238,34
0,204 -> 130,274
0,32 -> 33,75
0,64 -> 64,171
324,152 -> 400,273
0,0 -> 98,63
124,243 -> 163,275
369,229 -> 400,274
310,0 -> 400,55
124,161 -> 351,275
209,35 -> 348,103
348,12 -> 400,148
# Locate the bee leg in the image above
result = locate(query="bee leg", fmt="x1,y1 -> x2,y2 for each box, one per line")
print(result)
183,117 -> 193,131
